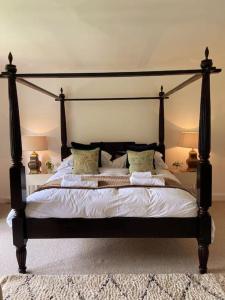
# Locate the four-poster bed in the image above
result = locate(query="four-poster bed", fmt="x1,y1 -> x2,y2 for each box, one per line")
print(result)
0,48 -> 221,274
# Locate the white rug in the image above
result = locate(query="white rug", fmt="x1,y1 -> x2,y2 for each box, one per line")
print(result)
0,273 -> 225,300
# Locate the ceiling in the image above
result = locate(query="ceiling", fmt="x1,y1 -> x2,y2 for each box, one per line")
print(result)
0,0 -> 224,95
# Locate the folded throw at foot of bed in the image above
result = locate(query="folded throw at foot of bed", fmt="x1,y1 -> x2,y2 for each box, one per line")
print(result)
130,175 -> 165,186
131,171 -> 152,178
61,175 -> 98,187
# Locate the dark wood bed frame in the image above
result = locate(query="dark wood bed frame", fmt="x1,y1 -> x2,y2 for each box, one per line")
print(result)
0,48 -> 221,274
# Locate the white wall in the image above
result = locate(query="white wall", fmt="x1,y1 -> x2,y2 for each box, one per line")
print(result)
0,0 -> 225,201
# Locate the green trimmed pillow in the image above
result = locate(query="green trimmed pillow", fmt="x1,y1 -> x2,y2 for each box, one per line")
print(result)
127,150 -> 155,174
71,148 -> 100,174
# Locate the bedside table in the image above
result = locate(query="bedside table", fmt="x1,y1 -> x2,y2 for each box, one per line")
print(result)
170,169 -> 197,191
26,174 -> 52,195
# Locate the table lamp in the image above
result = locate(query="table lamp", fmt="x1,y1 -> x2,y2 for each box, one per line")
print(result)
22,136 -> 48,174
179,132 -> 198,171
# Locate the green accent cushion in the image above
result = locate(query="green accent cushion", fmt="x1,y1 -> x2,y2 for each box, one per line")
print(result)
127,150 -> 155,173
71,148 -> 100,174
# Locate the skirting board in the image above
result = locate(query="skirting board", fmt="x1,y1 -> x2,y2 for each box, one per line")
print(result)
1,193 -> 225,205
0,198 -> 10,204
213,193 -> 225,201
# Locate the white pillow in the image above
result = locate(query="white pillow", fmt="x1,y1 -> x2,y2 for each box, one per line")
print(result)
102,153 -> 127,168
154,151 -> 168,169
101,151 -> 112,166
99,167 -> 129,176
112,154 -> 127,168
57,150 -> 113,170
57,155 -> 73,170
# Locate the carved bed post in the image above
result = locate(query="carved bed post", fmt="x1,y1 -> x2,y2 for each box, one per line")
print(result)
197,47 -> 213,274
159,86 -> 165,160
5,53 -> 27,273
59,88 -> 68,160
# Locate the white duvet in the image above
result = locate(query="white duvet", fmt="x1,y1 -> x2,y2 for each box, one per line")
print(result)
7,168 -> 198,226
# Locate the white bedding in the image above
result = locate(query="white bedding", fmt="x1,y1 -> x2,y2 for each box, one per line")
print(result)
7,168 -> 198,227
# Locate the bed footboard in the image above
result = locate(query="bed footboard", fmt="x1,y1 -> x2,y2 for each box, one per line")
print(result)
25,217 -> 199,239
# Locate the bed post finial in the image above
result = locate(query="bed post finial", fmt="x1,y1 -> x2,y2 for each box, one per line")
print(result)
8,52 -> 13,65
201,47 -> 212,69
205,47 -> 209,59
158,86 -> 165,161
59,87 -> 65,98
197,47 -> 213,274
6,53 -> 17,74
59,88 -> 68,160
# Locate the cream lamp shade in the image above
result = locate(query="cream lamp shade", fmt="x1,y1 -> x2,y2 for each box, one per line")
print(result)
179,132 -> 198,171
22,136 -> 48,174
22,136 -> 48,151
179,132 -> 198,149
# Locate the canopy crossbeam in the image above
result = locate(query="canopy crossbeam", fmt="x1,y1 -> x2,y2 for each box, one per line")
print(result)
1,52 -> 221,101
1,67 -> 221,79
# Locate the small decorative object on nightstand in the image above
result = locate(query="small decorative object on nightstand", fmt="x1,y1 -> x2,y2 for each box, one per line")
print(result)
172,161 -> 183,170
45,160 -> 55,174
22,136 -> 48,174
179,131 -> 199,171
26,173 -> 52,195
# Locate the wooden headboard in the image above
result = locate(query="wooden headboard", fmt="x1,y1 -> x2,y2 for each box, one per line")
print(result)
63,141 -> 165,161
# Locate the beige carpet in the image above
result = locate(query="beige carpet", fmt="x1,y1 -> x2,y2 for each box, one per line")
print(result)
1,273 -> 225,299
0,203 -> 225,275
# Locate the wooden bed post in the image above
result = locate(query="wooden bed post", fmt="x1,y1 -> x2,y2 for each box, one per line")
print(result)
159,86 -> 165,160
5,53 -> 27,273
59,88 -> 68,160
197,47 -> 213,274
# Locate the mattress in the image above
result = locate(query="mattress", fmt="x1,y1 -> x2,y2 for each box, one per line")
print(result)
6,169 -> 198,226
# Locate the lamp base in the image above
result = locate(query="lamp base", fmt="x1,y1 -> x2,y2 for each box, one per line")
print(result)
28,151 -> 41,174
186,149 -> 198,172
